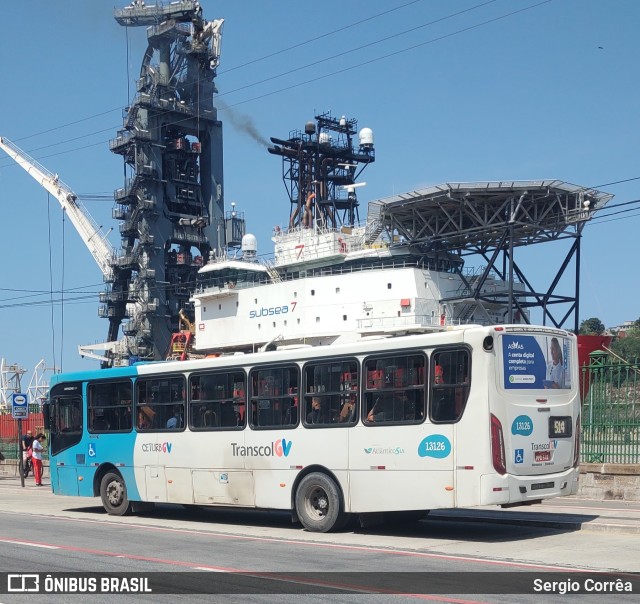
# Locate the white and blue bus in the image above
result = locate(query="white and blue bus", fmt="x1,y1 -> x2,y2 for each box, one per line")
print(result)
45,325 -> 580,532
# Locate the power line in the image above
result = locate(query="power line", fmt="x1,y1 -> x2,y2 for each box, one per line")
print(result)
590,198 -> 640,222
221,0 -> 555,108
0,0 -> 526,166
591,176 -> 640,189
595,198 -> 640,212
218,0 -> 500,99
592,210 -> 640,225
1,0 -> 431,153
220,0 -> 430,74
12,108 -> 122,144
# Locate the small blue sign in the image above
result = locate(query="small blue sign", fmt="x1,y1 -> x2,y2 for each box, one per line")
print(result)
11,393 -> 29,419
514,448 -> 524,464
88,443 -> 97,458
512,415 -> 533,436
417,434 -> 451,459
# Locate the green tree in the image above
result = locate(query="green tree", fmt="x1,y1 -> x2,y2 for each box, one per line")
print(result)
579,317 -> 605,335
610,318 -> 640,360
611,332 -> 640,361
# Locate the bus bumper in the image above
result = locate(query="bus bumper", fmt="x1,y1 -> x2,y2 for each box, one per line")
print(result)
480,467 -> 579,505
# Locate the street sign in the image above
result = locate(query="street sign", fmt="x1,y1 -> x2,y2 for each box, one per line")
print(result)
11,393 -> 29,419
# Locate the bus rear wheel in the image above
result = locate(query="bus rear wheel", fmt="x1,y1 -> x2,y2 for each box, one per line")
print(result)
295,472 -> 346,533
100,471 -> 133,516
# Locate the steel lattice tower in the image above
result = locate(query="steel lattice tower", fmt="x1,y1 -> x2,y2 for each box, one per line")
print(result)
104,1 -> 225,363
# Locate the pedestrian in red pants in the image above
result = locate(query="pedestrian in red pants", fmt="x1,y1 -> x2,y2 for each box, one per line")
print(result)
31,433 -> 46,486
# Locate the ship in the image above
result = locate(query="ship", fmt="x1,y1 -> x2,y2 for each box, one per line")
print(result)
184,111 -> 613,358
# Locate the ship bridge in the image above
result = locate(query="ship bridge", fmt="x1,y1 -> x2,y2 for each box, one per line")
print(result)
369,180 -> 613,330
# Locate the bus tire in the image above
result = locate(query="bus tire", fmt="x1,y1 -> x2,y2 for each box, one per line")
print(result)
295,472 -> 345,533
100,471 -> 133,516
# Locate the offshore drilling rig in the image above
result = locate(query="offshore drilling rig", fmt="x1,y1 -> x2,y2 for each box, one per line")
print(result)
101,0 -> 249,365
104,0 -> 229,364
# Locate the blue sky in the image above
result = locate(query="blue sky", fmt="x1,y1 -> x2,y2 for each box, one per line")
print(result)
0,0 -> 638,380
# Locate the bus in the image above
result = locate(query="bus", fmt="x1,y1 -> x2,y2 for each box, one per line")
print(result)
45,325 -> 580,533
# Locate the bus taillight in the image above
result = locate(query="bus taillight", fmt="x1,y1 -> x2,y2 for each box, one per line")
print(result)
490,413 -> 506,475
573,414 -> 581,468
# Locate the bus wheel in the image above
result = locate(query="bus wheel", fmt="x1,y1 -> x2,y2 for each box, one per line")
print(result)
100,471 -> 133,516
295,473 -> 345,533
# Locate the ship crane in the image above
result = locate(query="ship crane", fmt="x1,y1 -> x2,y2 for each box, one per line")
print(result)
0,136 -> 132,366
0,136 -> 116,279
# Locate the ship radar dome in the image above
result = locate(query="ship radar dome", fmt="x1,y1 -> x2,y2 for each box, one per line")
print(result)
318,132 -> 331,145
305,121 -> 316,135
359,127 -> 374,148
242,233 -> 258,259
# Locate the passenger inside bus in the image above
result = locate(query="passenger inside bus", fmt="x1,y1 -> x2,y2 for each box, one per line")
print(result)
338,396 -> 356,423
367,396 -> 392,422
430,354 -> 470,422
137,405 -> 155,429
166,405 -> 182,429
307,396 -> 328,424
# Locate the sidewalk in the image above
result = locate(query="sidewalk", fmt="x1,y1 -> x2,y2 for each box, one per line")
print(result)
2,469 -> 639,535
431,497 -> 640,535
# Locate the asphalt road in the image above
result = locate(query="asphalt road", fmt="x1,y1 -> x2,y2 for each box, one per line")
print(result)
0,476 -> 639,603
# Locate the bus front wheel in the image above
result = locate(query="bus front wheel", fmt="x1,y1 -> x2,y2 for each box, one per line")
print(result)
100,471 -> 133,516
295,472 -> 346,533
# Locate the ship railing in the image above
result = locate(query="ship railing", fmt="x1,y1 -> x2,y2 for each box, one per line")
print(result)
356,314 -> 494,331
272,222 -> 369,240
357,315 -> 457,331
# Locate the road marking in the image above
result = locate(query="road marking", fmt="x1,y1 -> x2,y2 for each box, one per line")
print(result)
0,538 -> 59,549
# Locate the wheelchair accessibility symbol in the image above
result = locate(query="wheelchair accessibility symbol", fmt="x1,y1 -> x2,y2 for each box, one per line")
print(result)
88,443 -> 97,458
514,449 -> 524,464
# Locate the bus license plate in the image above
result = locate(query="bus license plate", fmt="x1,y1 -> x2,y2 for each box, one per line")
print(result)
535,450 -> 551,462
549,416 -> 572,438
531,481 -> 554,491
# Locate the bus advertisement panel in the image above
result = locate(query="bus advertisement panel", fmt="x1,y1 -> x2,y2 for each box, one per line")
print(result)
502,333 -> 572,390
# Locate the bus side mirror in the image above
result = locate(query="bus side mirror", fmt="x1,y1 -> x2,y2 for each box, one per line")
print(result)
42,402 -> 50,430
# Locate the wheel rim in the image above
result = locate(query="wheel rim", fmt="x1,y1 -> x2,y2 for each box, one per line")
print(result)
305,485 -> 329,520
106,478 -> 124,507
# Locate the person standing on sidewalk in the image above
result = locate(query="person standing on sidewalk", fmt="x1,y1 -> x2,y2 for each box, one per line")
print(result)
31,433 -> 46,486
21,430 -> 34,477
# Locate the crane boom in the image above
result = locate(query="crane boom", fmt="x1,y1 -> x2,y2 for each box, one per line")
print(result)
0,136 -> 115,280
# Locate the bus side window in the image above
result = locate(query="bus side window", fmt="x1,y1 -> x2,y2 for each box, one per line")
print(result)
250,366 -> 299,430
363,354 -> 425,425
303,359 -> 359,428
189,370 -> 246,431
430,350 -> 470,423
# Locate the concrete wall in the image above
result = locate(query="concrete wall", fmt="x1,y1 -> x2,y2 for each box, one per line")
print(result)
0,459 -> 49,477
578,463 -> 640,501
